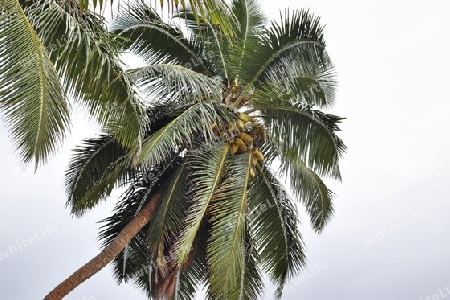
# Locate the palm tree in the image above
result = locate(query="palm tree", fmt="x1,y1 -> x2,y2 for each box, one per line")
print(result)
45,0 -> 345,299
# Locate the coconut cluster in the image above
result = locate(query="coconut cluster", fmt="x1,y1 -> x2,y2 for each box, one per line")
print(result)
213,113 -> 266,177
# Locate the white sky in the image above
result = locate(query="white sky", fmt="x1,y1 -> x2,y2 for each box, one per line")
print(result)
1,0 -> 449,299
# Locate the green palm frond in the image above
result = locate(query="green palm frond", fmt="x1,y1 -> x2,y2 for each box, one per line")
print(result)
112,2 -> 214,74
252,96 -> 345,177
283,153 -> 334,232
228,0 -> 265,82
146,162 -> 190,254
231,0 -> 265,45
250,165 -> 305,299
66,102 -> 188,216
258,138 -> 335,232
175,144 -> 230,263
188,0 -> 236,37
0,0 -> 70,166
22,0 -> 147,148
175,220 -> 209,300
179,9 -> 231,78
207,152 -> 252,299
129,64 -> 223,104
65,135 -> 129,216
135,102 -> 234,167
238,9 -> 327,102
261,51 -> 336,108
239,229 -> 263,300
256,100 -> 343,231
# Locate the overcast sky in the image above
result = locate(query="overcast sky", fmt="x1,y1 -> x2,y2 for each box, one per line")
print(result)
1,0 -> 449,299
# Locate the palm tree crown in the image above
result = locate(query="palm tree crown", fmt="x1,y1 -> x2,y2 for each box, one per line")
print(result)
65,1 -> 345,299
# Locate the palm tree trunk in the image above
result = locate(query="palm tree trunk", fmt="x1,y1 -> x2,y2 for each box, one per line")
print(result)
44,194 -> 161,300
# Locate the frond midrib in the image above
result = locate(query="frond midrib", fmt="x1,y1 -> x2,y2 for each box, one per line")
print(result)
179,145 -> 230,262
222,153 -> 252,294
208,22 -> 229,79
15,0 -> 50,163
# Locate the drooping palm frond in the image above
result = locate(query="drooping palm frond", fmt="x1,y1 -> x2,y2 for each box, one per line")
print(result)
99,178 -> 158,288
251,96 -> 345,177
283,152 -> 335,232
175,144 -> 230,263
0,0 -> 70,166
65,135 -> 128,216
249,165 -> 305,298
206,152 -> 253,299
174,217 -> 210,300
22,0 -> 148,148
146,161 -> 190,254
66,103 -> 186,216
252,97 -> 344,231
239,229 -> 263,300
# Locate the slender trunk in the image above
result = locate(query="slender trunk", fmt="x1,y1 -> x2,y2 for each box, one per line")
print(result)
44,194 -> 161,300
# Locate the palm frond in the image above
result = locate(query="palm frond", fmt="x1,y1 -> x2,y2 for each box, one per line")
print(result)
238,228 -> 263,300
99,156 -> 183,297
251,96 -> 345,178
175,144 -> 230,264
178,9 -> 231,79
112,2 -> 214,74
146,162 -> 190,254
135,102 -> 234,167
285,153 -> 334,232
23,0 -> 148,148
0,0 -> 69,166
259,138 -> 335,232
261,50 -> 336,108
175,220 -> 209,300
100,183 -> 155,294
228,0 -> 265,82
99,157 -> 182,275
129,64 -> 223,105
238,9 -> 328,102
250,165 -> 305,298
190,0 -> 236,38
65,135 -> 129,216
207,152 -> 252,299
